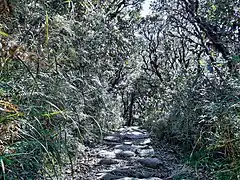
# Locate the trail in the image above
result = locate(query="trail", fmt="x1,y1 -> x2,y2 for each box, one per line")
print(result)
61,126 -> 197,180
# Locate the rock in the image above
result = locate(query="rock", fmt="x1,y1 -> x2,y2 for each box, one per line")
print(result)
136,147 -> 155,157
114,144 -> 147,152
118,178 -> 163,180
111,168 -> 138,177
114,148 -> 123,154
123,131 -> 149,140
99,158 -> 119,165
99,173 -> 124,180
104,136 -> 121,142
114,144 -> 133,151
98,150 -> 116,159
118,127 -> 126,132
116,150 -> 135,159
123,141 -> 133,145
139,138 -> 151,145
139,158 -> 163,169
129,126 -> 140,129
103,141 -> 121,146
65,169 -> 72,174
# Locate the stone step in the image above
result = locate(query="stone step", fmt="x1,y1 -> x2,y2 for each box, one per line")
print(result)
95,126 -> 163,180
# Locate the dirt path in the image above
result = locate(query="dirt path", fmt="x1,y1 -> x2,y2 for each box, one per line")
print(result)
61,126 -> 197,180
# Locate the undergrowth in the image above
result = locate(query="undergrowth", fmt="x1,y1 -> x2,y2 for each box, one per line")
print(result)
0,0 -> 239,179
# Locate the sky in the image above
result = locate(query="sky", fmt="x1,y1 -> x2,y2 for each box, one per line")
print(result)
141,0 -> 151,17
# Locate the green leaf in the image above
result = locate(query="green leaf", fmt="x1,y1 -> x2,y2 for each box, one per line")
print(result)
216,63 -> 223,67
232,55 -> 240,63
211,51 -> 216,57
0,89 -> 4,96
0,31 -> 9,37
211,5 -> 217,11
41,110 -> 63,118
199,59 -> 206,66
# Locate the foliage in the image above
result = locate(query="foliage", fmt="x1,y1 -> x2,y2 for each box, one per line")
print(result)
0,0 -> 239,179
0,0 -> 143,178
136,0 -> 240,179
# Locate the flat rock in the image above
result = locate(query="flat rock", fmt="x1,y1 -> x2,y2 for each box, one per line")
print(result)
118,127 -> 126,132
139,138 -> 151,145
118,178 -> 163,180
98,150 -> 116,159
123,141 -> 133,145
114,144 -> 133,151
136,148 -> 155,157
98,173 -> 124,180
114,144 -> 145,152
122,131 -> 149,140
114,149 -> 123,154
104,136 -> 121,142
99,158 -> 119,165
110,168 -> 139,177
103,141 -> 121,146
116,150 -> 135,159
139,158 -> 163,169
65,169 -> 72,174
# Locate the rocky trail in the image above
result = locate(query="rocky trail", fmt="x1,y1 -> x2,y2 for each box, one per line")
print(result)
62,126 -> 198,180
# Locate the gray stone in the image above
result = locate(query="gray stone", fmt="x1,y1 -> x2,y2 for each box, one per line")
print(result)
118,127 -> 126,132
139,138 -> 151,145
114,148 -> 123,154
104,135 -> 121,142
99,158 -> 119,165
118,178 -> 163,180
98,150 -> 116,159
103,141 -> 121,146
116,150 -> 135,158
111,168 -> 138,177
136,148 -> 155,157
114,144 -> 146,152
99,173 -> 124,180
118,144 -> 147,150
139,158 -> 163,169
134,144 -> 149,149
65,169 -> 72,174
114,144 -> 133,151
123,141 -> 133,145
123,131 -> 149,140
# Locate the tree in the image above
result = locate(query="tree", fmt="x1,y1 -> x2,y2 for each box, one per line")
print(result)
137,0 -> 240,178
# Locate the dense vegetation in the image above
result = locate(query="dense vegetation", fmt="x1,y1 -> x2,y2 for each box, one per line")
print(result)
0,0 -> 239,179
